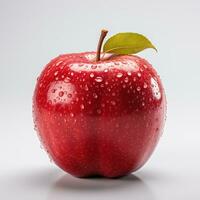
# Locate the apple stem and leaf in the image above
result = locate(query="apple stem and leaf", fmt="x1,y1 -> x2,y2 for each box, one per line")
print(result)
96,29 -> 157,62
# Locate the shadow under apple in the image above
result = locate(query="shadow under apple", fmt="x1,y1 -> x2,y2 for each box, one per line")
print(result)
47,172 -> 155,200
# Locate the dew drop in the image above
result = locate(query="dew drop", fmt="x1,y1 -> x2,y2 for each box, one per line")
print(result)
137,72 -> 141,77
95,76 -> 103,83
142,102 -> 145,106
88,100 -> 92,104
143,83 -> 148,88
124,77 -> 129,83
137,86 -> 141,91
116,73 -> 123,78
80,104 -> 85,110
97,109 -> 101,114
90,73 -> 94,78
144,64 -> 148,69
64,77 -> 71,83
127,72 -> 132,76
112,92 -> 116,96
111,100 -> 116,106
133,77 -> 137,82
67,93 -> 72,98
61,75 -> 65,79
93,93 -> 98,99
84,85 -> 89,91
71,72 -> 74,76
104,69 -> 108,73
101,103 -> 105,107
70,113 -> 74,117
39,83 -> 43,88
48,100 -> 52,104
59,91 -> 64,97
54,71 -> 58,76
56,61 -> 63,66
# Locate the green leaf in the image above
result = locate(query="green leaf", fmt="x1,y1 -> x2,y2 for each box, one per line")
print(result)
103,32 -> 157,54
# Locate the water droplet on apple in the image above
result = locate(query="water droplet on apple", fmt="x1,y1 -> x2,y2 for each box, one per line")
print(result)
64,77 -> 71,83
88,100 -> 92,104
56,61 -> 63,66
142,102 -> 145,106
93,93 -> 98,99
137,72 -> 141,77
97,109 -> 101,114
61,75 -> 65,79
50,89 -> 55,93
112,92 -> 116,96
133,77 -> 137,82
116,73 -> 123,78
124,77 -> 129,83
75,97 -> 79,102
143,83 -> 148,88
90,73 -> 94,78
84,85 -> 89,91
70,113 -> 74,117
54,71 -> 58,76
80,104 -> 85,110
59,91 -> 64,97
127,72 -> 132,76
101,103 -> 105,107
137,86 -> 141,91
67,93 -> 72,98
104,69 -> 108,73
48,100 -> 52,104
111,100 -> 116,106
95,76 -> 103,83
151,78 -> 161,99
71,72 -> 74,76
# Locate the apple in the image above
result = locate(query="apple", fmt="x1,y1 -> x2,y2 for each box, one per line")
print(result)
33,30 -> 166,178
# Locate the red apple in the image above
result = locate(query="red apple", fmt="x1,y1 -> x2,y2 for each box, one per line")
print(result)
33,31 -> 166,178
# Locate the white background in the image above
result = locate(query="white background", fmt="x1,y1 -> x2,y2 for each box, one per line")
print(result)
0,0 -> 200,199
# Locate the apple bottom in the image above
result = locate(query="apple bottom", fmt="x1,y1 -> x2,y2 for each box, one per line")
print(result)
36,107 -> 164,178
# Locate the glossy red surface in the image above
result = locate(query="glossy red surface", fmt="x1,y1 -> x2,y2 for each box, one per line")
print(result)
33,52 -> 166,177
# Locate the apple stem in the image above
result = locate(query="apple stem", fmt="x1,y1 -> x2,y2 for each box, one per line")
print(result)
96,29 -> 108,62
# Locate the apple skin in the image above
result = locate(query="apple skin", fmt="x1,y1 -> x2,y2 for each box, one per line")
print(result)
33,52 -> 166,178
